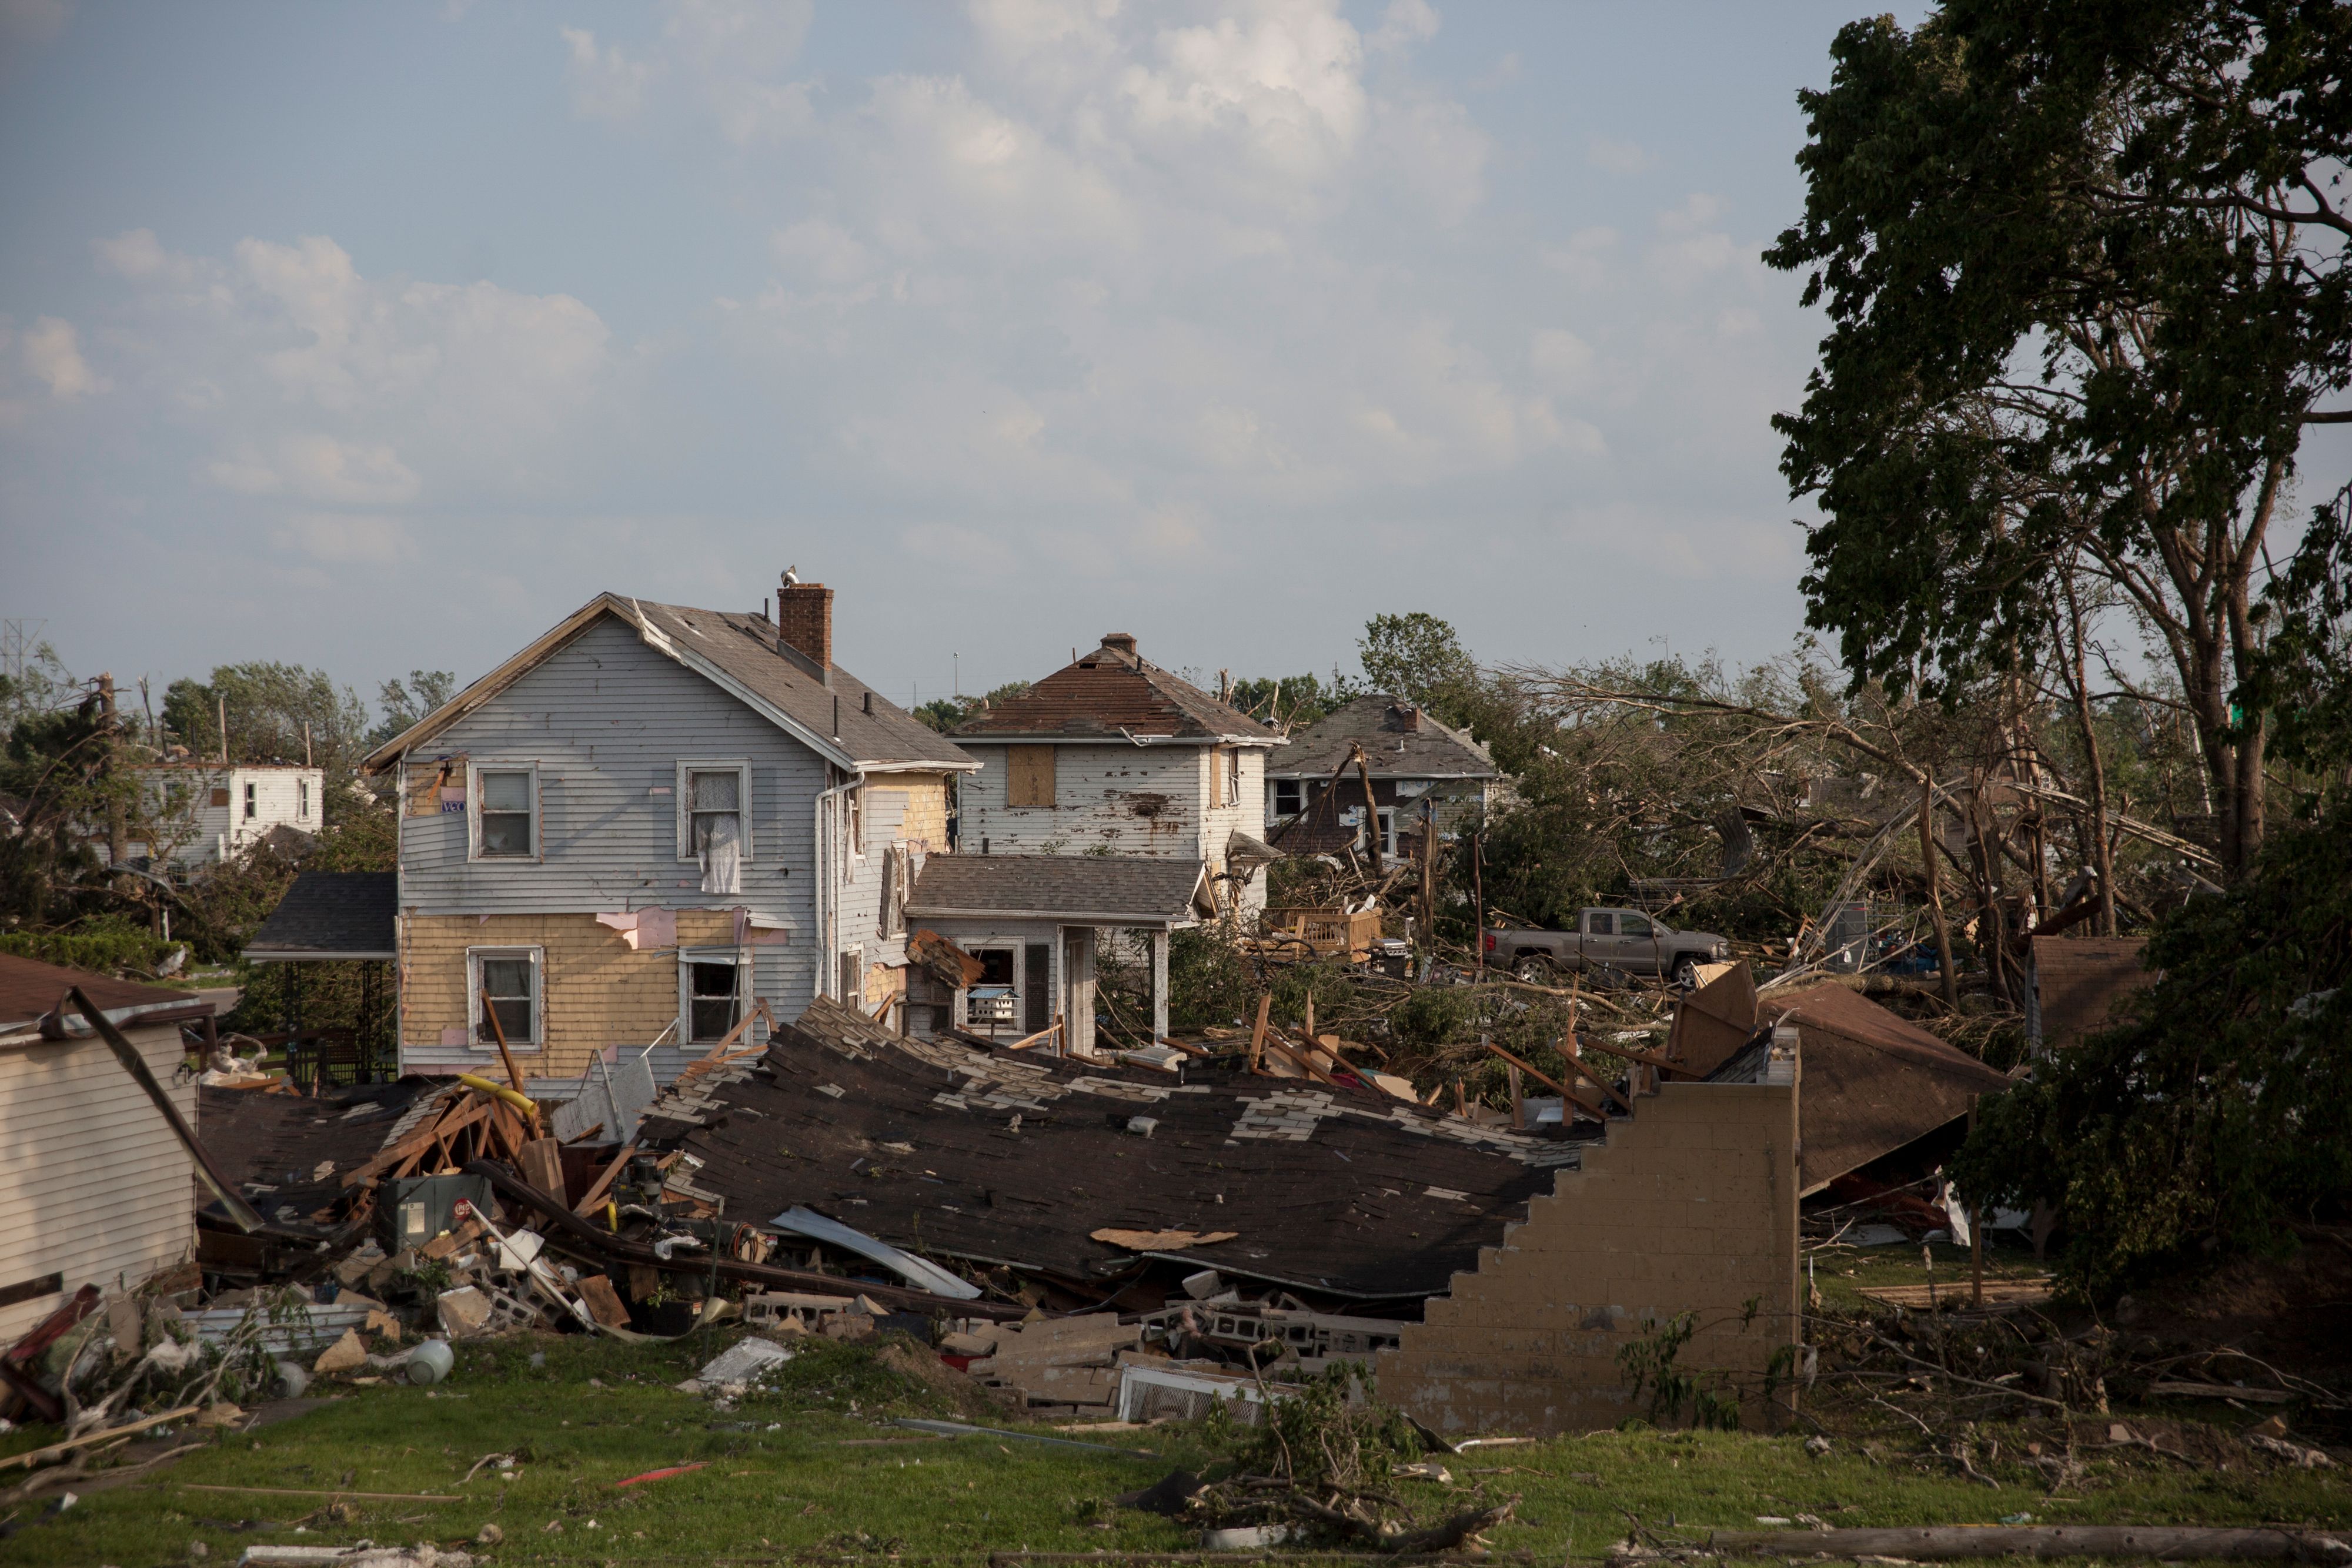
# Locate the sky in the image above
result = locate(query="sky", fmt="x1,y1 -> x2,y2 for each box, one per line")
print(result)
0,0 -> 1937,718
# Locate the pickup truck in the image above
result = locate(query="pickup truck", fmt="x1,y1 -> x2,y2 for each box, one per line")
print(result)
1483,908 -> 1732,988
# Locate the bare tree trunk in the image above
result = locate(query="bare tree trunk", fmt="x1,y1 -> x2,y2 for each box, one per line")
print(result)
2058,569 -> 2118,936
1919,779 -> 1958,1008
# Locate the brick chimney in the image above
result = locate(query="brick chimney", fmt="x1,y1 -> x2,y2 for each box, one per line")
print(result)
1100,632 -> 1138,662
777,574 -> 833,677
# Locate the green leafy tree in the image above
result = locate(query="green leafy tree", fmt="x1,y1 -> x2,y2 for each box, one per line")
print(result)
1358,613 -> 1476,715
1228,672 -> 1345,730
1766,0 -> 2352,877
369,669 -> 457,747
161,662 -> 370,804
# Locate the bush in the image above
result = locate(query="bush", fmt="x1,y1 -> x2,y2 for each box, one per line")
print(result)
0,915 -> 180,977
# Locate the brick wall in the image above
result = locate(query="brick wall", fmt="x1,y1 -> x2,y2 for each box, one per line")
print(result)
1376,1059 -> 1800,1436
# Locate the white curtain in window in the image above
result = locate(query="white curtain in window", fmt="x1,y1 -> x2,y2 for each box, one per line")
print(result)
693,771 -> 743,894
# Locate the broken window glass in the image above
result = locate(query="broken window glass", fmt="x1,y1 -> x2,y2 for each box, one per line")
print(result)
689,959 -> 741,1042
477,955 -> 534,1044
479,770 -> 533,856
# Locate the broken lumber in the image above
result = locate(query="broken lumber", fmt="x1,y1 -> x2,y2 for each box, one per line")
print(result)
0,1405 -> 202,1471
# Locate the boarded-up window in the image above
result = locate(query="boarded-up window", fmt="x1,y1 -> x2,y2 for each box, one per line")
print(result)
209,788 -> 230,808
1210,745 -> 1236,807
1008,746 -> 1055,807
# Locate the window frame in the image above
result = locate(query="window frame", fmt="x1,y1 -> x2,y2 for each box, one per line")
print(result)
467,760 -> 541,862
243,781 -> 257,821
674,760 -> 755,864
297,778 -> 310,820
467,945 -> 544,1051
1272,779 -> 1304,820
677,945 -> 752,1045
847,783 -> 866,860
1586,911 -> 1613,937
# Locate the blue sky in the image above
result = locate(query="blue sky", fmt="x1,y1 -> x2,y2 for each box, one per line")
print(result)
3,0 -> 1937,714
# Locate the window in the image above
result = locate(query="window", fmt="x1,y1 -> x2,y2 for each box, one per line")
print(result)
839,946 -> 864,1006
879,845 -> 909,937
846,784 -> 865,858
1376,808 -> 1395,856
298,780 -> 310,820
1210,745 -> 1231,808
1586,911 -> 1613,936
1272,780 -> 1304,820
683,954 -> 744,1042
476,768 -> 534,857
243,783 -> 257,820
1008,745 -> 1055,807
978,948 -> 1017,987
469,947 -> 542,1048
674,761 -> 753,867
1619,914 -> 1654,939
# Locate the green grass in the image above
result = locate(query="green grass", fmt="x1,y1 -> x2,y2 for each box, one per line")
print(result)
1808,1229 -> 2052,1312
5,1324 -> 2345,1565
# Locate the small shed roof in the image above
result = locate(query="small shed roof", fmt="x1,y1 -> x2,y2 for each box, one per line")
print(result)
0,952 -> 200,1037
1268,695 -> 1498,781
906,854 -> 1214,926
953,635 -> 1272,744
247,871 -> 399,962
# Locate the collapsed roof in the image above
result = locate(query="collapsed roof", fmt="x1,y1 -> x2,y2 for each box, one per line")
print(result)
952,634 -> 1270,744
645,997 -> 1589,1303
1267,696 -> 1499,781
1752,981 -> 2014,1195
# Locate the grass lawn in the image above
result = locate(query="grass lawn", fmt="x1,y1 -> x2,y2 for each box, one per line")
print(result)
6,1311 -> 2347,1567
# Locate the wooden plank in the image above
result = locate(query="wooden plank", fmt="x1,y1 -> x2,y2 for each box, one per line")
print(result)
572,1141 -> 638,1216
1247,994 -> 1270,1074
1484,1041 -> 1603,1119
0,1405 -> 201,1471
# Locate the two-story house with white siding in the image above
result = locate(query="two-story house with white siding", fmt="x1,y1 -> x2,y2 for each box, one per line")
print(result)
358,577 -> 975,1086
109,762 -> 326,871
951,634 -> 1277,919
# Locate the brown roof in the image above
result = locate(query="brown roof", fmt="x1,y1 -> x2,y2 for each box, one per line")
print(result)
1757,981 -> 2013,1195
0,951 -> 198,1034
953,636 -> 1272,743
2032,936 -> 2154,1047
361,594 -> 974,775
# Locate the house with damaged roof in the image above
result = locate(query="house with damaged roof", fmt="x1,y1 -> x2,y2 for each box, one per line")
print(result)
1265,695 -> 1500,860
356,576 -> 977,1086
951,634 -> 1279,920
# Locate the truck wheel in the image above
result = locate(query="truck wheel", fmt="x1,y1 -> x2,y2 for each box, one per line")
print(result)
1672,956 -> 1699,989
1514,957 -> 1555,985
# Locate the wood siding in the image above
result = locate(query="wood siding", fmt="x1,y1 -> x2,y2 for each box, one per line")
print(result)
1,1022 -> 193,1340
393,616 -> 824,1037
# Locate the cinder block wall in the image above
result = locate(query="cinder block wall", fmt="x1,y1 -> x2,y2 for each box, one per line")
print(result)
1377,1062 -> 1800,1436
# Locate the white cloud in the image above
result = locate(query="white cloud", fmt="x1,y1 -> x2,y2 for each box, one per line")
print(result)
1587,135 -> 1654,176
1368,0 -> 1439,55
1529,327 -> 1594,390
1121,1 -> 1369,190
23,316 -> 105,399
562,26 -> 653,121
273,511 -> 414,563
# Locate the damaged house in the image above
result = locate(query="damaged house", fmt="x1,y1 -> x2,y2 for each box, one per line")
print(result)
951,634 -> 1279,920
356,576 -> 976,1086
1265,696 -> 1500,860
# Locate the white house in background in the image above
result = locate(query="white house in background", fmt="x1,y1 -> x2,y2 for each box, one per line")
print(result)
112,763 -> 326,871
950,633 -> 1279,918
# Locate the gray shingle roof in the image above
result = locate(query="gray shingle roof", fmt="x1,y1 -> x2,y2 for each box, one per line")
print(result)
1267,696 -> 1498,780
360,594 -> 974,775
906,854 -> 1211,924
247,871 -> 399,960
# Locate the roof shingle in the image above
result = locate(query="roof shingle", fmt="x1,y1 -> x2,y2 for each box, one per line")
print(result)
1268,696 -> 1497,780
906,854 -> 1211,924
953,637 -> 1271,743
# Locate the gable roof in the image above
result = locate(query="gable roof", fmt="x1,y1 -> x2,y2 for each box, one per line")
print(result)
360,594 -> 974,777
1268,695 -> 1498,780
952,636 -> 1273,744
906,854 -> 1215,925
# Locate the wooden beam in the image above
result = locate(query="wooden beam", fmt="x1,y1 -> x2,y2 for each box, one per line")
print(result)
572,1140 -> 638,1216
1483,1040 -> 1605,1119
479,987 -> 532,1102
1572,1032 -> 1698,1079
1259,1030 -> 1334,1084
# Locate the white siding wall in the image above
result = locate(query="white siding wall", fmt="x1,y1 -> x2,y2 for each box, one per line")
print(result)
122,765 -> 324,867
958,742 -> 1208,858
397,616 -> 825,1013
0,1021 -> 193,1340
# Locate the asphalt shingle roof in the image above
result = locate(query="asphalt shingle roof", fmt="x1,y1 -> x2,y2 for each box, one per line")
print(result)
247,871 -> 399,959
1267,695 -> 1498,780
906,854 -> 1210,924
952,637 -> 1271,743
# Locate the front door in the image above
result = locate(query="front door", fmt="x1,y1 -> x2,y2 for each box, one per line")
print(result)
1615,912 -> 1662,975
